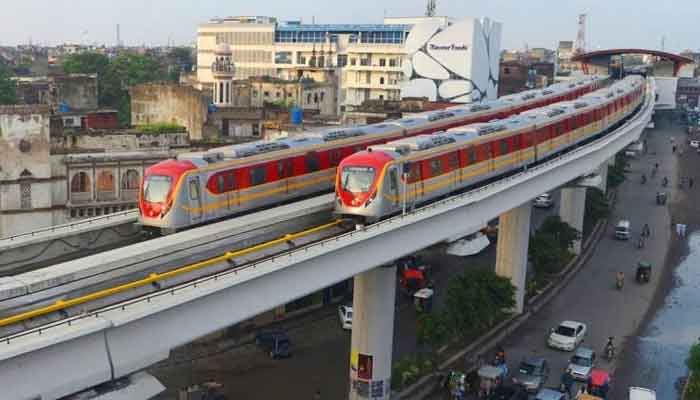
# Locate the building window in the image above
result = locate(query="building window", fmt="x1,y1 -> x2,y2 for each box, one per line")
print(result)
350,58 -> 357,66
307,93 -> 312,104
264,91 -> 270,97
389,58 -> 397,67
71,172 -> 91,193
97,170 -> 115,192
314,93 -> 319,104
337,55 -> 348,67
379,58 -> 386,67
276,92 -> 281,98
20,182 -> 31,209
379,95 -> 384,100
121,170 -> 139,190
298,55 -> 306,65
380,77 -> 385,85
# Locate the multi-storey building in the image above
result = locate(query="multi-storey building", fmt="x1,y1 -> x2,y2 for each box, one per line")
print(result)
196,16 -> 411,109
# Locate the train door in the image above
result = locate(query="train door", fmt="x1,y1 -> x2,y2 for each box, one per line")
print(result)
188,176 -> 203,223
388,166 -> 400,209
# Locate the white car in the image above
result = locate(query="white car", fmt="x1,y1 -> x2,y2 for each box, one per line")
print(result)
547,320 -> 586,351
690,140 -> 700,148
533,193 -> 554,208
338,305 -> 353,330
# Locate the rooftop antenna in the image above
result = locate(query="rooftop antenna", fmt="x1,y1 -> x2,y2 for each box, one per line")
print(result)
425,0 -> 437,17
116,24 -> 121,47
661,35 -> 665,51
574,13 -> 587,55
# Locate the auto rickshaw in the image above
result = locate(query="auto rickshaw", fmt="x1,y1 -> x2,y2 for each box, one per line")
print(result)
586,369 -> 610,399
636,261 -> 652,283
477,364 -> 507,398
413,288 -> 434,313
576,394 -> 604,400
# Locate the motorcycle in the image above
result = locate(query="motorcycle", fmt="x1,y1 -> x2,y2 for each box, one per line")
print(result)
641,174 -> 647,184
616,274 -> 625,290
663,177 -> 669,187
605,344 -> 615,360
637,236 -> 645,249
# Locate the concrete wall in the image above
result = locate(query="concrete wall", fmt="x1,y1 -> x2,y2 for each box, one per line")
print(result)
52,132 -> 189,152
54,74 -> 98,110
130,83 -> 208,140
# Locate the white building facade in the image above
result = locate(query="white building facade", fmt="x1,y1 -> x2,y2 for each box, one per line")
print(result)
196,16 -> 501,109
398,17 -> 502,102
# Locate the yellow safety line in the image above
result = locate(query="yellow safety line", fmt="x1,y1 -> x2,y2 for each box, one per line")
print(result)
0,220 -> 343,328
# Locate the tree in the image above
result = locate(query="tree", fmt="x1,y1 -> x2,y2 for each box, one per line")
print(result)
62,52 -> 109,75
539,216 -> 581,251
417,313 -> 450,349
529,216 -> 580,277
0,60 -> 17,105
687,344 -> 700,400
585,188 -> 610,222
443,269 -> 515,339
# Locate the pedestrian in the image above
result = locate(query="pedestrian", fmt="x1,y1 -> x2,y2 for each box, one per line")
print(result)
673,144 -> 677,153
313,389 -> 321,400
691,177 -> 694,188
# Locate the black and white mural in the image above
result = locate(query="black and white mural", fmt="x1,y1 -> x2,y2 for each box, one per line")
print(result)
401,17 -> 502,103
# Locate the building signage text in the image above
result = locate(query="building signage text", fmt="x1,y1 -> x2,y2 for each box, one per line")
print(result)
429,43 -> 469,51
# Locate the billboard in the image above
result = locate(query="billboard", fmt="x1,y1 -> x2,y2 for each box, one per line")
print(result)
401,17 -> 502,103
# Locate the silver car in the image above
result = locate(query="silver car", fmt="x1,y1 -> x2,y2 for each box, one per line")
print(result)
512,357 -> 549,392
567,347 -> 595,381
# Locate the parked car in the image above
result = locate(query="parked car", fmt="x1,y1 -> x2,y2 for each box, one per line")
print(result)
615,220 -> 631,240
534,388 -> 567,400
254,331 -> 291,359
690,139 -> 700,148
534,193 -> 555,208
568,347 -> 596,381
548,320 -> 587,351
512,357 -> 549,392
486,385 -> 529,400
338,305 -> 353,330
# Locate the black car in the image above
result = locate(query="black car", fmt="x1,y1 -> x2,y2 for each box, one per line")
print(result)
254,331 -> 291,359
487,385 -> 529,400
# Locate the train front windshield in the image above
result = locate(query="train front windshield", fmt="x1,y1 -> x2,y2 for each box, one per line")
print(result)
341,166 -> 375,193
143,175 -> 172,203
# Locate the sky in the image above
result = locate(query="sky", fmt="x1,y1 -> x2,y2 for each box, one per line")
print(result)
0,0 -> 699,52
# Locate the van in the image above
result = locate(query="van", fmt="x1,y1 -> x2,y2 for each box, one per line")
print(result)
629,387 -> 656,400
615,220 -> 631,240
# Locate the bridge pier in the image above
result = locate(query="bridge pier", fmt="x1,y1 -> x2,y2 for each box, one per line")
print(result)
597,162 -> 609,194
559,187 -> 587,254
495,202 -> 531,314
349,265 -> 396,400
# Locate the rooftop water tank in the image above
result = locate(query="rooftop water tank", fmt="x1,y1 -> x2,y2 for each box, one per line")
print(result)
290,106 -> 303,125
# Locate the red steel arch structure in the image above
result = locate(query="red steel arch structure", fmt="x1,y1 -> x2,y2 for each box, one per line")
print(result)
572,48 -> 694,76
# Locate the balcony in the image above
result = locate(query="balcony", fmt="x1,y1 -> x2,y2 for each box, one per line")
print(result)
70,192 -> 93,204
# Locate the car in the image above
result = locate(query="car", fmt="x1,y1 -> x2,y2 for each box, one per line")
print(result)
567,347 -> 596,381
254,331 -> 291,359
512,357 -> 549,393
534,388 -> 567,400
486,385 -> 529,400
690,140 -> 700,148
338,305 -> 353,330
548,320 -> 586,351
534,193 -> 554,208
629,386 -> 656,400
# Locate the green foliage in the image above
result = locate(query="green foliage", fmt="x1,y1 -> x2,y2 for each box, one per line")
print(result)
62,52 -> 166,126
529,216 -> 579,277
136,122 -> 185,134
607,152 -> 630,188
417,313 -> 450,349
443,269 -> 516,339
391,355 -> 434,390
585,188 -> 610,222
0,60 -> 17,105
688,345 -> 700,400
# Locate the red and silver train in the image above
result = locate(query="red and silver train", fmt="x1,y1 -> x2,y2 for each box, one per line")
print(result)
335,76 -> 645,222
139,76 -> 604,233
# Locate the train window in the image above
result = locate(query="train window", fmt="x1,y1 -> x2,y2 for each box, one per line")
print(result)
571,117 -> 578,130
499,140 -> 508,155
189,180 -> 200,200
448,152 -> 459,169
430,158 -> 442,176
468,148 -> 477,164
250,167 -> 267,186
227,172 -> 236,190
389,169 -> 398,192
330,150 -> 342,166
513,135 -> 521,149
217,175 -> 225,193
306,152 -> 320,172
278,160 -> 290,179
556,124 -> 565,136
407,163 -> 421,183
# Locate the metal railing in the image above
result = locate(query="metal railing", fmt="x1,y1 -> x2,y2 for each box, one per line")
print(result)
0,209 -> 139,243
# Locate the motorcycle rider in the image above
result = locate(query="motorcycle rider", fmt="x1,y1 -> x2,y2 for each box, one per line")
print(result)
642,223 -> 651,238
605,337 -> 616,359
616,271 -> 625,289
663,176 -> 669,187
641,174 -> 647,184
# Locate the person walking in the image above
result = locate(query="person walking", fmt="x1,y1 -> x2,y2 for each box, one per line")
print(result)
312,389 -> 321,400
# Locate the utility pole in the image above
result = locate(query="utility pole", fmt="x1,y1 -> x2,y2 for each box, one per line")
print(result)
425,0 -> 436,17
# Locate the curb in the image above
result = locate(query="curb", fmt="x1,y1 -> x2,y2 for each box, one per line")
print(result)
395,191 -> 616,399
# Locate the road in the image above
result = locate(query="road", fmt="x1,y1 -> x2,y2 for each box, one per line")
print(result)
149,194 -> 562,399
430,117 -> 675,399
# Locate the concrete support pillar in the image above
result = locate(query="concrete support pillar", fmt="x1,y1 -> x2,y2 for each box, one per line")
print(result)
597,162 -> 608,194
495,202 -> 531,315
559,187 -> 587,254
349,265 -> 396,400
